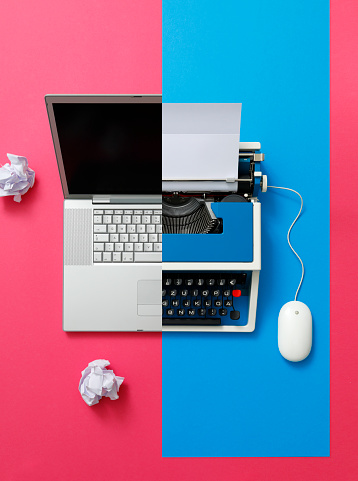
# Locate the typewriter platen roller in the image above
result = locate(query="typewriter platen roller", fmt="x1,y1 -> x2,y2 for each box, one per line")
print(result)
162,103 -> 266,332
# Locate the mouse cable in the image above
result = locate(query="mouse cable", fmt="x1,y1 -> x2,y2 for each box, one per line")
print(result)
267,186 -> 304,301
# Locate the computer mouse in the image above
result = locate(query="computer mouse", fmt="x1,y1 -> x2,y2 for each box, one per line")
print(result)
278,301 -> 312,362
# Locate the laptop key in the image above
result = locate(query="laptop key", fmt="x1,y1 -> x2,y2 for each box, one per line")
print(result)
134,243 -> 143,252
94,225 -> 106,233
123,253 -> 134,262
134,252 -> 161,262
103,252 -> 112,262
94,234 -> 109,242
113,253 -> 122,262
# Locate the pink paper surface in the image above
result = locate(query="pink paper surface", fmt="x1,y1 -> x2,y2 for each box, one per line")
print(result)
1,0 -> 358,479
0,1 -> 163,479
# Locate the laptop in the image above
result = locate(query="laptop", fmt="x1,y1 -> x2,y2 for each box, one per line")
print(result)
45,95 -> 162,331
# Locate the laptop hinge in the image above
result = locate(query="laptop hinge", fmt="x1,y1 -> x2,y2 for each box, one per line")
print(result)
92,195 -> 162,204
93,195 -> 111,204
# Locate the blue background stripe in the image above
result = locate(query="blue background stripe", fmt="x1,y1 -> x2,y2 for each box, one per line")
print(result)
162,0 -> 330,457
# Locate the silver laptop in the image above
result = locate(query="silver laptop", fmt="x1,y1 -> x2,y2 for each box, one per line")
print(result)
45,95 -> 162,331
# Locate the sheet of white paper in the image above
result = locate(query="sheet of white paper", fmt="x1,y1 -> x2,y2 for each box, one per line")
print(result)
162,103 -> 241,192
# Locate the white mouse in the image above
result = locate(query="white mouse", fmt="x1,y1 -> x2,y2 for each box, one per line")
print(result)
278,301 -> 312,362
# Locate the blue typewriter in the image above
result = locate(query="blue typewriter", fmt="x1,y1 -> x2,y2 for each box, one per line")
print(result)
162,103 -> 267,332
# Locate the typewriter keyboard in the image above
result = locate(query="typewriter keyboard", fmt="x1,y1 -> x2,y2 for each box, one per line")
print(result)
93,209 -> 162,263
162,272 -> 248,326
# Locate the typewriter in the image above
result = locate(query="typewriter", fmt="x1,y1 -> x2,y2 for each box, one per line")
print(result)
162,104 -> 267,332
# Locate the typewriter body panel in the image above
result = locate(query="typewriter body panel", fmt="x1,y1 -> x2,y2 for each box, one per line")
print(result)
162,139 -> 265,333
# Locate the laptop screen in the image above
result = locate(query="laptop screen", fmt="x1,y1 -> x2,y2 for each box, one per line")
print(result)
52,101 -> 161,195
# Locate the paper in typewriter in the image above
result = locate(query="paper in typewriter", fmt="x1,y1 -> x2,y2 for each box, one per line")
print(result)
162,103 -> 242,192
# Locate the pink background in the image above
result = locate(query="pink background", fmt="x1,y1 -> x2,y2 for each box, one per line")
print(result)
0,0 -> 357,479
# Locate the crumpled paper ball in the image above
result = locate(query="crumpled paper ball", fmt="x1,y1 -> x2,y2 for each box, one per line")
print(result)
79,359 -> 124,406
0,153 -> 35,202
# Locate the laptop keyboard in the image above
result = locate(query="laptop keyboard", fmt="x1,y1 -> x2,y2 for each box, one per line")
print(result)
93,209 -> 162,263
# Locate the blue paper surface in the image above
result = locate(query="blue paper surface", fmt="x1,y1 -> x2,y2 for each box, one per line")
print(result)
162,0 -> 330,457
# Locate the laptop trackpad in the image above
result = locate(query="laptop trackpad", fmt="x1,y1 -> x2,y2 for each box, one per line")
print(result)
137,280 -> 162,316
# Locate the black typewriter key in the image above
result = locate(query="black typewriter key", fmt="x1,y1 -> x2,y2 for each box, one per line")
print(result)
162,289 -> 166,296
196,278 -> 204,286
218,279 -> 226,286
224,300 -> 233,307
188,309 -> 196,316
162,299 -> 169,307
172,299 -> 179,307
167,309 -> 174,316
190,289 -> 199,297
223,290 -> 231,297
208,308 -> 217,316
219,308 -> 227,316
193,299 -> 201,307
165,278 -> 172,286
230,310 -> 240,320
214,300 -> 222,307
212,289 -> 220,297
174,278 -> 182,286
181,289 -> 188,296
204,299 -> 212,307
229,278 -> 236,286
202,289 -> 209,297
206,278 -> 215,286
239,274 -> 247,284
183,299 -> 190,307
170,289 -> 177,296
198,309 -> 206,316
185,278 -> 194,286
178,309 -> 185,316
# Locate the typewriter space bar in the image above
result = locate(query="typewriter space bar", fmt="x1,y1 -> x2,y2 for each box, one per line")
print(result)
134,253 -> 162,262
163,318 -> 221,326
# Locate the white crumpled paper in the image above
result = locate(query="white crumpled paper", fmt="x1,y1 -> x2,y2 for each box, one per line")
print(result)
0,154 -> 35,202
79,359 -> 124,406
